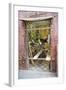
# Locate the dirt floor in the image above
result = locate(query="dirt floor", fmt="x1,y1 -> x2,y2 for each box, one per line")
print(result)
18,64 -> 57,79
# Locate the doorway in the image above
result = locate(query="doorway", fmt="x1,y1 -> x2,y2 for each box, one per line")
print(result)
18,11 -> 58,79
25,19 -> 51,71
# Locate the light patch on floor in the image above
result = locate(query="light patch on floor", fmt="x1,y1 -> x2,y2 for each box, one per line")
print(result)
18,64 -> 57,79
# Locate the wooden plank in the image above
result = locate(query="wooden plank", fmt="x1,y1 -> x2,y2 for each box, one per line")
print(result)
28,55 -> 51,61
19,16 -> 53,21
27,27 -> 51,31
33,50 -> 42,59
29,58 -> 46,60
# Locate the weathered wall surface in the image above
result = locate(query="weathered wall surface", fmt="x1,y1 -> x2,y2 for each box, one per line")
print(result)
18,11 -> 57,20
18,20 -> 28,69
51,15 -> 58,72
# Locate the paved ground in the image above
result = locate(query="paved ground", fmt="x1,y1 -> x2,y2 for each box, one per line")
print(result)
18,65 -> 57,79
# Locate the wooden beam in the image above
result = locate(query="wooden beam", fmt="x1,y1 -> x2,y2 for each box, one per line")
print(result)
28,55 -> 51,61
33,50 -> 42,59
19,16 -> 53,21
27,27 -> 51,31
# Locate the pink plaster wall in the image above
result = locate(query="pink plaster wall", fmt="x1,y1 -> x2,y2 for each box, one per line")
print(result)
18,20 -> 28,69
